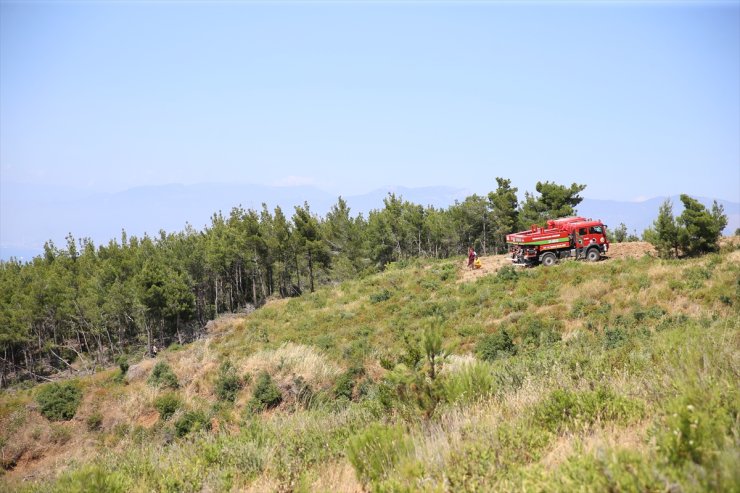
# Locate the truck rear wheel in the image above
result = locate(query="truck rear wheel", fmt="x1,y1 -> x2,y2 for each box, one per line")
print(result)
541,252 -> 557,267
586,248 -> 601,262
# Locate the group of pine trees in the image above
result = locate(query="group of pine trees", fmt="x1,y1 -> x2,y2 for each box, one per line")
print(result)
0,179 -> 587,386
644,195 -> 728,258
0,179 -> 728,386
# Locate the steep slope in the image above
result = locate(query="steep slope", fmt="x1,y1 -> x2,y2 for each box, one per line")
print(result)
1,244 -> 738,492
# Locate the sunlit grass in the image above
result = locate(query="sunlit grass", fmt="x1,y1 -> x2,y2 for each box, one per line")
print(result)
2,250 -> 739,492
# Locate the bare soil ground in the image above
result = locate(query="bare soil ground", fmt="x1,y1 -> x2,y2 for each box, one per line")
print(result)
458,254 -> 513,283
458,241 -> 658,283
604,241 -> 656,260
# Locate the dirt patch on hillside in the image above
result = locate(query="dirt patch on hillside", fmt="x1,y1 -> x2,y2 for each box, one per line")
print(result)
456,242 -> 657,284
137,411 -> 159,429
605,241 -> 656,260
457,254 -> 513,283
542,420 -> 650,470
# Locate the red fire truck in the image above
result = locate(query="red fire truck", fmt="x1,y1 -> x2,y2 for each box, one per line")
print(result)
506,217 -> 609,266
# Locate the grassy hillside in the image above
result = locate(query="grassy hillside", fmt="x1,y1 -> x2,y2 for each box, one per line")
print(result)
1,243 -> 738,492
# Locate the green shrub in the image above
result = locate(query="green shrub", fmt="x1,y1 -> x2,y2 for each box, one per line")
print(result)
370,289 -> 392,303
315,333 -> 336,351
570,298 -> 597,319
496,265 -> 519,282
655,394 -> 733,468
477,329 -> 516,361
249,372 -> 282,411
291,375 -> 315,408
442,361 -> 497,404
533,388 -> 643,434
49,423 -> 72,444
445,440 -> 497,491
334,367 -> 364,400
214,360 -> 242,402
343,338 -> 371,361
524,449 -> 664,492
347,424 -> 413,487
521,318 -> 562,348
54,464 -> 131,493
174,410 -> 211,437
457,323 -> 482,337
86,411 -> 103,431
154,392 -> 182,420
147,361 -> 179,389
117,356 -> 129,375
603,328 -> 627,349
36,382 -> 83,421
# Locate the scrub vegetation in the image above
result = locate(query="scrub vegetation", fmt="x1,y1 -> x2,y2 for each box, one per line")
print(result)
0,181 -> 734,490
1,238 -> 738,492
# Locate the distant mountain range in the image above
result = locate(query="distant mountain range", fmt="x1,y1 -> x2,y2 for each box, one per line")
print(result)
1,182 -> 737,261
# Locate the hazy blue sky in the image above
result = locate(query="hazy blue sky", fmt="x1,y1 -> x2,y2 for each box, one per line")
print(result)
1,1 -> 739,202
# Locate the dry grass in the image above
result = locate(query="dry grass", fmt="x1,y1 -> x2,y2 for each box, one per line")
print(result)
307,460 -> 363,493
541,420 -> 650,470
605,242 -> 656,260
457,254 -> 512,284
3,243 -> 737,491
560,279 -> 609,306
409,377 -> 549,477
240,343 -> 341,388
442,353 -> 478,374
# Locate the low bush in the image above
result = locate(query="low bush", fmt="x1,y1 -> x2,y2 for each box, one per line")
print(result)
117,356 -> 129,375
147,361 -> 179,389
347,424 -> 413,488
370,289 -> 392,303
514,449 -> 664,492
477,329 -> 516,361
290,375 -> 315,408
36,381 -> 83,421
442,361 -> 497,404
333,366 -> 364,400
520,318 -> 562,348
49,423 -> 72,444
214,360 -> 242,402
174,410 -> 211,437
249,372 -> 282,411
496,265 -> 519,282
533,387 -> 644,434
113,356 -> 130,383
86,411 -> 103,431
154,392 -> 182,421
656,395 -> 733,468
603,327 -> 627,349
54,464 -> 131,493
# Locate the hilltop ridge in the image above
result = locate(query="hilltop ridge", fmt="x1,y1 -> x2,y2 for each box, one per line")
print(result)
1,242 -> 738,492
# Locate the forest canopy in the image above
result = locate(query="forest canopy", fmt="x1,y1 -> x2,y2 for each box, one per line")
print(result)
0,179 -> 644,386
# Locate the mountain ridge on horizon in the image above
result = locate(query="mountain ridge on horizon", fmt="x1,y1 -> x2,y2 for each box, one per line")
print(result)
2,182 -> 738,261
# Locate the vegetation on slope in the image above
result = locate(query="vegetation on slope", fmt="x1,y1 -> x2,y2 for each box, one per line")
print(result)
0,179 -> 590,387
1,241 -> 737,492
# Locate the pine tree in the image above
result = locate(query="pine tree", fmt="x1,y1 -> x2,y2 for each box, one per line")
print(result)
518,181 -> 586,228
488,177 -> 519,253
647,199 -> 679,258
677,195 -> 727,256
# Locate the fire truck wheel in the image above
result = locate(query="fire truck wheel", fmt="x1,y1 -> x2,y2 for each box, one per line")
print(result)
541,253 -> 557,267
586,248 -> 601,262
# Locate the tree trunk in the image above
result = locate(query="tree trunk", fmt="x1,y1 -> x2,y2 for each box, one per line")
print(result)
307,250 -> 314,293
146,322 -> 152,358
252,267 -> 258,305
295,253 -> 302,293
483,219 -> 487,255
214,278 -> 219,317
